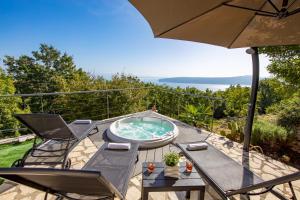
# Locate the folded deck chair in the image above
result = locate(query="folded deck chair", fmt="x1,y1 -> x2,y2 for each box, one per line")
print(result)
177,142 -> 300,200
13,114 -> 97,168
0,142 -> 139,200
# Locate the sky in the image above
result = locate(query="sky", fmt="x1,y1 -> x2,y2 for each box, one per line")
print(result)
0,0 -> 271,78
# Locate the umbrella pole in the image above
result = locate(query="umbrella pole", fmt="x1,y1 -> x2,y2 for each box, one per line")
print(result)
243,47 -> 259,152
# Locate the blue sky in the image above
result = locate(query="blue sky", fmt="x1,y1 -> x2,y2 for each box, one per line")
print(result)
0,0 -> 271,77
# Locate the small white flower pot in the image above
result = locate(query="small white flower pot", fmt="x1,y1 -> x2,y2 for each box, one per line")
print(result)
164,163 -> 180,178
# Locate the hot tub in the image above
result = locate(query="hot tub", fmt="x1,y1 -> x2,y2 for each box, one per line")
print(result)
107,116 -> 179,148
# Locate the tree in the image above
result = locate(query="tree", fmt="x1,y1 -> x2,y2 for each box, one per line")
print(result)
222,85 -> 250,117
4,44 -> 83,94
257,78 -> 296,114
0,67 -> 27,137
3,44 -> 89,113
259,45 -> 300,87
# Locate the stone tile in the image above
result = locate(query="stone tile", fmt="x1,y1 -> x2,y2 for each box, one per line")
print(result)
125,186 -> 141,200
72,162 -> 85,169
130,177 -> 141,187
167,191 -> 178,200
262,165 -> 282,177
0,191 -> 18,199
19,185 -> 36,195
73,146 -> 85,151
85,147 -> 97,154
149,192 -> 166,200
69,151 -> 82,158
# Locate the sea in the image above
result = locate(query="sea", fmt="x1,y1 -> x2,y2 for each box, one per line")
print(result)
100,74 -> 250,92
140,77 -> 250,91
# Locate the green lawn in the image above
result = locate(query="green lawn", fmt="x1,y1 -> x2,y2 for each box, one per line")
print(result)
0,140 -> 34,167
0,140 -> 35,185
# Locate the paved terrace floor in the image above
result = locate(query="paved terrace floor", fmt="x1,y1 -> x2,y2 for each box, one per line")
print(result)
0,111 -> 299,200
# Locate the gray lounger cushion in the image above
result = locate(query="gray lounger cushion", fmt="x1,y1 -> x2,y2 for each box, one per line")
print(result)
177,142 -> 264,197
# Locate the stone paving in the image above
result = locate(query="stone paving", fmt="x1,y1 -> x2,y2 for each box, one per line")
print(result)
0,138 -> 98,200
0,115 -> 299,200
205,132 -> 300,200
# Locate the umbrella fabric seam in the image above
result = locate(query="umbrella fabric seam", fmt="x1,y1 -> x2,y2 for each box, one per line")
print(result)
228,0 -> 269,48
156,1 -> 231,38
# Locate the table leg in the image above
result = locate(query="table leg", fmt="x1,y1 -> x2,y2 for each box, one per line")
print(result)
185,191 -> 191,199
198,188 -> 205,200
141,189 -> 148,200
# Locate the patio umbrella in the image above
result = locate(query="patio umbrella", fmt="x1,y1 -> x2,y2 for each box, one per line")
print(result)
129,0 -> 300,151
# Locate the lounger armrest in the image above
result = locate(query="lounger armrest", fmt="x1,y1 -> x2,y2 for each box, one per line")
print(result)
226,171 -> 300,196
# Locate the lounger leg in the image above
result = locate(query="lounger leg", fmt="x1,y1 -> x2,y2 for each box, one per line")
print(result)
44,192 -> 48,200
185,190 -> 191,199
289,182 -> 297,200
245,194 -> 250,200
55,196 -> 63,200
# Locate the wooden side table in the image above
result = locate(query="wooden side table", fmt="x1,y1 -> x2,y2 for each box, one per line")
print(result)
142,162 -> 205,200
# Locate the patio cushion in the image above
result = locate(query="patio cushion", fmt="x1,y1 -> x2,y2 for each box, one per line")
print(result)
178,142 -> 264,195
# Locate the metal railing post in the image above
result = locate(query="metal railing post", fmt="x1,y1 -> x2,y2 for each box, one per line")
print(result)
177,96 -> 180,117
106,92 -> 110,119
211,99 -> 215,132
40,96 -> 44,113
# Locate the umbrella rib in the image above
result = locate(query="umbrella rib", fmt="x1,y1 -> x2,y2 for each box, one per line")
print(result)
289,7 -> 300,15
223,3 -> 276,15
267,0 -> 280,12
156,1 -> 231,37
228,0 -> 269,48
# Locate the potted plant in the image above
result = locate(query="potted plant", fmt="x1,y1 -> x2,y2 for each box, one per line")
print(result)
163,152 -> 180,178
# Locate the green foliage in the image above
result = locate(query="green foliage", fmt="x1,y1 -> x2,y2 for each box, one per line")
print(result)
163,152 -> 180,166
258,78 -> 296,114
220,130 -> 226,136
227,120 -> 244,141
274,95 -> 300,131
3,44 -> 90,112
222,85 -> 250,117
179,104 -> 212,128
0,68 -> 28,137
259,45 -> 300,87
252,120 -> 288,146
0,140 -> 35,167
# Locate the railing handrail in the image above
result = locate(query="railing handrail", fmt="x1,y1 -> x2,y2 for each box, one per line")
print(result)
0,87 -> 225,136
0,87 -> 154,97
0,86 -> 224,101
158,88 -> 224,101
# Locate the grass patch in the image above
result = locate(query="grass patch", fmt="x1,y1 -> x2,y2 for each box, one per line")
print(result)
252,120 -> 288,145
0,140 -> 35,185
0,140 -> 35,167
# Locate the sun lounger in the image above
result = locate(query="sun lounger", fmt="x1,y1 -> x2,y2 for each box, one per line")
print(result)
177,142 -> 300,200
12,114 -> 97,168
0,142 -> 139,200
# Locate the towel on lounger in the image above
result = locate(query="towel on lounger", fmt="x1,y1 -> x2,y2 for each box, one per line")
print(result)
107,143 -> 131,150
74,120 -> 92,124
187,142 -> 208,151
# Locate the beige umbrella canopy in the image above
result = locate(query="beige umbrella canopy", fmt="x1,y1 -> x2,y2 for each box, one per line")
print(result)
130,0 -> 300,151
130,0 -> 300,48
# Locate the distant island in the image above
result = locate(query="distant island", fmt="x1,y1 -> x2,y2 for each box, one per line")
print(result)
159,75 -> 253,85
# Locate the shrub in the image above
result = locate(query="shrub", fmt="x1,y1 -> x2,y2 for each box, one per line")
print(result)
227,120 -> 244,142
251,120 -> 288,146
163,152 -> 180,167
277,95 -> 300,131
223,85 -> 250,117
179,104 -> 212,128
